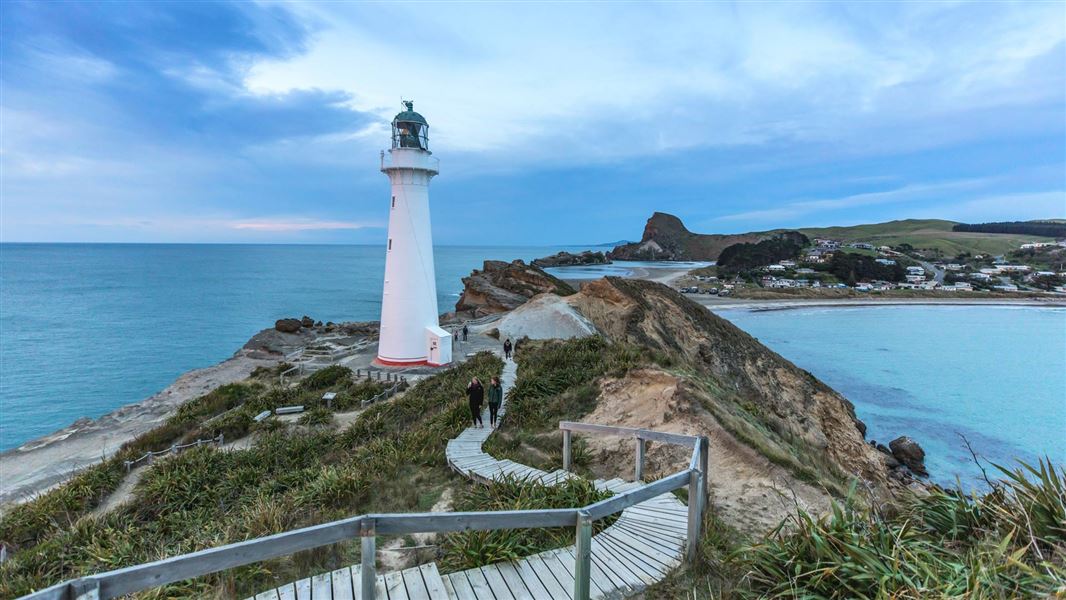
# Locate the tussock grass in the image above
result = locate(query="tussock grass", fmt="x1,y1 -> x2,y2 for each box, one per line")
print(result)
439,474 -> 613,572
0,353 -> 502,598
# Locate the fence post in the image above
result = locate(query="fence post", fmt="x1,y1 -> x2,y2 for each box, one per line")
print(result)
573,510 -> 592,600
634,436 -> 645,481
686,468 -> 702,564
361,519 -> 376,599
562,429 -> 572,472
699,436 -> 709,513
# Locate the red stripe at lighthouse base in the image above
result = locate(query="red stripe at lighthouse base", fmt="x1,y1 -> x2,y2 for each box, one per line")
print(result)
374,356 -> 448,368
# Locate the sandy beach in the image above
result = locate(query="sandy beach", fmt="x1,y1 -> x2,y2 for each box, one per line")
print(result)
0,352 -> 278,506
690,296 -> 1066,312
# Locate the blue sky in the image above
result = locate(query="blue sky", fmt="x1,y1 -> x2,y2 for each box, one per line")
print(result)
2,1 -> 1064,244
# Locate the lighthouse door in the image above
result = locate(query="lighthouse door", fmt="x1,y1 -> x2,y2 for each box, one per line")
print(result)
425,325 -> 452,366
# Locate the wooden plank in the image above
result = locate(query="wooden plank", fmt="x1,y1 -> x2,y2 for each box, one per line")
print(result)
614,520 -> 686,552
597,533 -> 669,579
445,573 -> 477,600
584,471 -> 690,521
588,540 -> 646,591
525,555 -> 572,599
417,563 -> 450,600
331,566 -> 354,600
510,560 -> 552,598
548,549 -> 605,599
562,547 -> 616,598
463,566 -> 496,599
604,529 -> 679,570
310,572 -> 332,599
255,589 -> 281,600
383,570 -> 408,600
294,577 -> 312,600
592,537 -> 658,586
494,562 -> 536,600
350,566 -> 363,600
558,422 -> 698,448
478,565 -> 516,600
401,565 -> 430,600
276,583 -> 298,600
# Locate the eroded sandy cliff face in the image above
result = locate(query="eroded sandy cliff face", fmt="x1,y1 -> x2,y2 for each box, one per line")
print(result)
568,277 -> 892,491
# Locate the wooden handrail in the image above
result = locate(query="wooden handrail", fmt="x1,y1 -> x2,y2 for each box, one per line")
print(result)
20,424 -> 708,600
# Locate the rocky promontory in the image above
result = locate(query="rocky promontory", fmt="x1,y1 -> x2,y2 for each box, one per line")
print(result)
531,250 -> 611,268
455,259 -> 576,318
608,212 -> 781,261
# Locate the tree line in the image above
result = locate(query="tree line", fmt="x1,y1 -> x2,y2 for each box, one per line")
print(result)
952,221 -> 1066,237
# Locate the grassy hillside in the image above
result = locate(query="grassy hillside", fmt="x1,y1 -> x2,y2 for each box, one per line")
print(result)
798,219 -> 1056,256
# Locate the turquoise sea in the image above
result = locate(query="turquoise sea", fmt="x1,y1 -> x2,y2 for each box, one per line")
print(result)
719,306 -> 1066,488
2,245 -> 1064,490
0,243 -> 595,451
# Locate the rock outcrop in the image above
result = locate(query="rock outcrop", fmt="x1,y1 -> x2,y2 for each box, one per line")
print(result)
274,318 -> 303,333
531,250 -> 611,268
607,212 -> 780,261
569,276 -> 893,489
889,436 -> 928,476
455,260 -> 576,318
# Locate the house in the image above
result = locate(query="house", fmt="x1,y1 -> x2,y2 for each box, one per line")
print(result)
1020,242 -> 1056,250
944,263 -> 964,271
953,281 -> 972,290
993,284 -> 1019,292
849,242 -> 874,250
971,272 -> 992,281
778,260 -> 797,268
804,250 -> 831,263
875,258 -> 896,266
906,274 -> 927,283
766,264 -> 786,272
998,265 -> 1031,273
814,238 -> 841,249
979,267 -> 1000,275
795,268 -> 816,274
906,266 -> 926,275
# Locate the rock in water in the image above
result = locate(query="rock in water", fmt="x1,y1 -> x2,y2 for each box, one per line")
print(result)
531,250 -> 611,268
275,318 -> 303,333
300,315 -> 315,328
455,260 -> 576,318
889,436 -> 928,476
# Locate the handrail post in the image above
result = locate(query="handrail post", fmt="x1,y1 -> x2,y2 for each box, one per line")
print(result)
634,435 -> 645,481
562,429 -> 572,472
686,468 -> 702,564
699,435 -> 709,515
361,519 -> 376,599
573,510 -> 592,600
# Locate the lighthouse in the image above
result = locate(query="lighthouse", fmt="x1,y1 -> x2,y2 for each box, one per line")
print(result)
376,101 -> 452,367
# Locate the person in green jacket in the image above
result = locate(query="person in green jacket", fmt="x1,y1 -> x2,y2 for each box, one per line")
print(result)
487,376 -> 503,428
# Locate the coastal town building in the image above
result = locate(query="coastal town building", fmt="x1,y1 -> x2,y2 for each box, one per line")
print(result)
376,101 -> 452,367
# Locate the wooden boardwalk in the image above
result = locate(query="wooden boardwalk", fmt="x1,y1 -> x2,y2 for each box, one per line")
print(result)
250,358 -> 688,600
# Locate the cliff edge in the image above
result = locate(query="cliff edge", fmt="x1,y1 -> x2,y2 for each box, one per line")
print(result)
607,212 -> 780,261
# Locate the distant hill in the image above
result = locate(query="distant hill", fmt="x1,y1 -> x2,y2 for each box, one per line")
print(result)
608,214 -> 1060,260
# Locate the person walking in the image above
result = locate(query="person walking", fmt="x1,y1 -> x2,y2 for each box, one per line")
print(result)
462,324 -> 469,342
503,338 -> 512,360
466,377 -> 484,428
487,376 -> 503,428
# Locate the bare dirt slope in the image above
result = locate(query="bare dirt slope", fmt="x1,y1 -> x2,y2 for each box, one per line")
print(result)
569,277 -> 895,495
581,368 -> 832,533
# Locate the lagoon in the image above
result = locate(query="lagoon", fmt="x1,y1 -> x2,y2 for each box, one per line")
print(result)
718,305 -> 1066,488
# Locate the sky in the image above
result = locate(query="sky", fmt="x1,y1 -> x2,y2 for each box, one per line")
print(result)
2,1 -> 1064,245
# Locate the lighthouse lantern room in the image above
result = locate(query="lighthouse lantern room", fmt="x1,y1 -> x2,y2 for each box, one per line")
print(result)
376,101 -> 452,367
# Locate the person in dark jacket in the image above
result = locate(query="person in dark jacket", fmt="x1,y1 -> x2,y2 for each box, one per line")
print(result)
462,324 -> 469,341
466,377 -> 484,428
503,339 -> 512,360
487,376 -> 503,427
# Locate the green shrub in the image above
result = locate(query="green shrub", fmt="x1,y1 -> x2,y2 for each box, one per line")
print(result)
298,407 -> 334,427
300,366 -> 353,391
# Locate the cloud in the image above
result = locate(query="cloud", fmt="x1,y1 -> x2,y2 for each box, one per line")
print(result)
231,219 -> 376,232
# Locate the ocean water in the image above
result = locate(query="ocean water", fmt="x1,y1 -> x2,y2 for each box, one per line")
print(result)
1,243 -> 607,450
718,306 -> 1066,488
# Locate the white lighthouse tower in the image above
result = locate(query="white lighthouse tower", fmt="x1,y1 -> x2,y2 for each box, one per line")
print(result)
376,101 -> 452,367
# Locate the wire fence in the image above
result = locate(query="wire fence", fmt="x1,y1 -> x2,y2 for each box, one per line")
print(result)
122,434 -> 225,472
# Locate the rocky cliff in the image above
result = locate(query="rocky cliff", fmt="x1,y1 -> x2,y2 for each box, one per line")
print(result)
569,277 -> 894,489
455,260 -> 576,318
531,250 -> 611,268
607,212 -> 780,261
